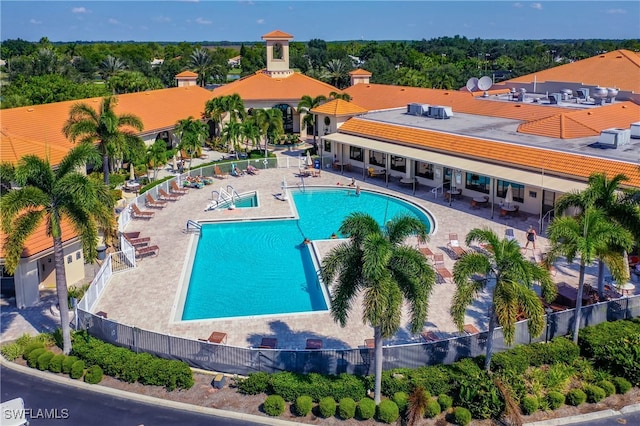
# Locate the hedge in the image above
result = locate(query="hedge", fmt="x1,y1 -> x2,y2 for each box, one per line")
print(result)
357,398 -> 376,420
318,397 -> 336,418
338,397 -> 356,420
566,389 -> 587,406
294,395 -> 313,416
425,399 -> 441,418
377,399 -> 399,424
263,395 -> 285,416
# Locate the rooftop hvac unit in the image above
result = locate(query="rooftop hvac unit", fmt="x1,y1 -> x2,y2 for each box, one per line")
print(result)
516,88 -> 526,102
630,122 -> 640,139
561,89 -> 573,100
407,103 -> 429,116
576,88 -> 589,100
598,128 -> 631,148
549,93 -> 562,104
427,105 -> 453,119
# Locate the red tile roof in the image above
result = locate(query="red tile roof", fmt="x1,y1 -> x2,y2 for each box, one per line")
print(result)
311,99 -> 368,116
175,71 -> 198,78
0,216 -> 78,259
349,69 -> 372,76
261,30 -> 293,39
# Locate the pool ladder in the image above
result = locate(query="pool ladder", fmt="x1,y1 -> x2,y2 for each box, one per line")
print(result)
186,220 -> 201,233
209,186 -> 241,210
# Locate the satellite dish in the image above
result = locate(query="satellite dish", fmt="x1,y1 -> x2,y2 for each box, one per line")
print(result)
478,76 -> 492,91
466,77 -> 478,92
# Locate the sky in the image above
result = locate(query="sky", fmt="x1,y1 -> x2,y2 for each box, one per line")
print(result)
1,1 -> 639,43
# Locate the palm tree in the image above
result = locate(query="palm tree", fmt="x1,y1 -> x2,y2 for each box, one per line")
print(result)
222,93 -> 246,124
329,91 -> 352,101
0,144 -> 115,354
190,47 -> 211,87
320,212 -> 436,404
324,58 -> 349,88
240,116 -> 261,153
99,55 -> 126,83
145,139 -> 168,181
221,121 -> 242,154
253,108 -> 284,157
546,208 -> 633,343
555,173 -> 640,297
174,117 -> 208,170
62,96 -> 144,185
297,95 -> 327,143
450,227 -> 556,371
203,96 -> 227,138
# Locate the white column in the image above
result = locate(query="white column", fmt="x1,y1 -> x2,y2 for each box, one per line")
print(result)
15,261 -> 40,309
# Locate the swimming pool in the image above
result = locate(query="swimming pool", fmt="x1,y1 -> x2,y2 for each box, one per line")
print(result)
179,188 -> 433,321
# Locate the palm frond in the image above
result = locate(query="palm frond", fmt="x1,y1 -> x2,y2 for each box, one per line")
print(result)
2,209 -> 46,272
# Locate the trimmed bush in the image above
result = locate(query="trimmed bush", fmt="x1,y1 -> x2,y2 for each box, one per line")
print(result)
377,399 -> 399,424
426,399 -> 441,418
70,360 -> 85,380
597,380 -> 616,397
438,394 -> 453,411
36,351 -> 54,371
566,389 -> 587,406
451,407 -> 472,426
84,365 -> 103,384
22,342 -> 45,360
547,391 -> 565,410
392,391 -> 408,413
294,396 -> 313,417
62,356 -> 78,374
583,384 -> 606,403
612,377 -> 632,394
48,354 -> 65,373
522,396 -> 539,415
338,397 -> 356,420
263,395 -> 285,416
318,397 -> 336,418
357,398 -> 376,420
237,372 -> 270,395
27,348 -> 47,368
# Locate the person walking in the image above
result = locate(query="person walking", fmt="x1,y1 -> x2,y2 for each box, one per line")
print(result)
524,226 -> 537,250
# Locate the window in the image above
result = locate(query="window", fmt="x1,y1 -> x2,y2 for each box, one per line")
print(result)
369,151 -> 385,166
415,162 -> 434,179
349,147 -> 363,162
76,252 -> 82,260
390,156 -> 406,172
323,140 -> 331,153
67,256 -> 72,264
273,104 -> 294,134
496,180 -> 524,203
465,173 -> 490,194
273,43 -> 283,60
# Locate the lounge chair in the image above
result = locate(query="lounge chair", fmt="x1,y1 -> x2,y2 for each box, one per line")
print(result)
418,242 -> 434,259
124,234 -> 150,248
447,233 -> 467,259
246,165 -> 259,175
305,338 -> 323,350
214,165 -> 229,179
463,324 -> 480,335
158,188 -> 179,202
421,330 -> 442,342
433,253 -> 453,283
200,331 -> 227,344
170,180 -> 188,195
259,337 -> 277,349
145,193 -> 167,209
231,164 -> 245,177
135,244 -> 159,259
130,204 -> 154,220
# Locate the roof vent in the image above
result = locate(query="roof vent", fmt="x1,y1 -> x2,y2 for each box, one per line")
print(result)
407,103 -> 429,115
548,93 -> 562,105
516,88 -> 526,102
576,88 -> 590,103
592,87 -> 608,106
597,128 -> 631,149
630,122 -> 640,139
606,87 -> 618,103
426,105 -> 453,119
560,89 -> 573,101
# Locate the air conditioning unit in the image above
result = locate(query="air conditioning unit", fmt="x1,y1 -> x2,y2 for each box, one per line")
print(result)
598,128 -> 631,148
549,93 -> 562,104
630,122 -> 640,139
407,103 -> 429,115
427,105 -> 453,119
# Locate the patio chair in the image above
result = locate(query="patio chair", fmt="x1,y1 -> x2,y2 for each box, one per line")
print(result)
214,165 -> 229,179
418,243 -> 434,259
433,253 -> 453,283
124,234 -> 151,248
447,233 -> 467,259
259,337 -> 277,349
201,331 -> 227,344
170,180 -> 188,195
158,188 -> 179,202
305,338 -> 323,350
135,244 -> 159,259
130,204 -> 154,220
145,193 -> 167,209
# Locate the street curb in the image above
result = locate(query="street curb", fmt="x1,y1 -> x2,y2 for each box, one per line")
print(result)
523,403 -> 640,426
1,356 -> 298,425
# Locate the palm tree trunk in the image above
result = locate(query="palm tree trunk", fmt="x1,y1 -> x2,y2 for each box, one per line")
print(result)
102,153 -> 110,185
484,304 -> 497,371
53,237 -> 72,354
373,325 -> 383,404
572,263 -> 587,344
597,260 -> 605,299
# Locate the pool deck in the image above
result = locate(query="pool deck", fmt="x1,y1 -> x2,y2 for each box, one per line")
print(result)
2,148 -> 619,348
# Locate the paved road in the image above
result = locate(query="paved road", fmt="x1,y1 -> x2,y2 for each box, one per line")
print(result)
571,410 -> 640,426
0,366 -> 262,426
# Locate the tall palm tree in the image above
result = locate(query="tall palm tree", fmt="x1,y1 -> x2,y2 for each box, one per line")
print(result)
555,173 -> 640,297
324,58 -> 349,88
190,47 -> 211,87
450,227 -> 556,371
240,116 -> 261,152
203,96 -> 227,138
174,117 -> 209,170
222,93 -> 246,124
221,121 -> 242,154
62,96 -> 144,185
320,212 -> 436,403
329,91 -> 352,101
297,95 -> 327,143
99,55 -> 126,83
0,144 -> 115,354
253,108 -> 284,157
145,139 -> 168,181
546,208 -> 633,343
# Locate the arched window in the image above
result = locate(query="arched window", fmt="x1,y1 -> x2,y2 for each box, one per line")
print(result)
273,43 -> 283,60
273,103 -> 294,134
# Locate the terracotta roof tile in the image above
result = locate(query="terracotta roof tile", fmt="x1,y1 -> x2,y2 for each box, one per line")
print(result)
311,99 -> 368,116
0,216 -> 78,259
349,69 -> 372,76
175,71 -> 198,77
339,118 -> 640,188
261,30 -> 293,39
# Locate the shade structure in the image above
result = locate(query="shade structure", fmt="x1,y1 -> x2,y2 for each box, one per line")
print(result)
305,151 -> 313,167
504,184 -> 514,207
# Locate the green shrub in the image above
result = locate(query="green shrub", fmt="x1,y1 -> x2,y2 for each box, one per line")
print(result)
237,372 -> 270,395
426,399 -> 442,418
566,389 -> 587,406
381,369 -> 411,395
84,365 -> 103,384
451,407 -> 472,426
597,380 -> 616,397
294,396 -> 313,417
27,348 -> 47,368
338,397 -> 356,420
357,398 -> 376,420
547,391 -> 565,410
48,354 -> 65,373
36,351 -> 55,371
70,360 -> 85,379
392,391 -> 408,413
329,373 -> 367,401
23,343 -> 45,360
62,356 -> 78,374
583,384 -> 606,403
377,399 -> 399,424
438,394 -> 453,411
1,343 -> 23,361
521,396 -> 539,415
318,397 -> 336,418
612,377 -> 632,394
263,395 -> 285,416
409,365 -> 453,396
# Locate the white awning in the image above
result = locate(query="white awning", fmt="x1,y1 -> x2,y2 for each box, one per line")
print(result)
324,133 -> 588,193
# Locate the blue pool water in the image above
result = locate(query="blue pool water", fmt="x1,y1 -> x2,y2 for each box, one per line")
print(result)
221,193 -> 258,208
181,188 -> 432,320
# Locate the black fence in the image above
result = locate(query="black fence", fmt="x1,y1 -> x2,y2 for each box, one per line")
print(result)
77,295 -> 639,376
